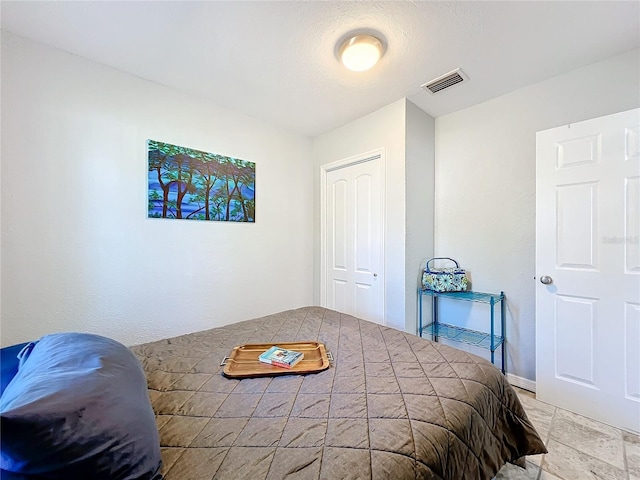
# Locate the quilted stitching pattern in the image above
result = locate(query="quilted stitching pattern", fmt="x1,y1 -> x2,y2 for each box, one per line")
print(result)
132,307 -> 546,480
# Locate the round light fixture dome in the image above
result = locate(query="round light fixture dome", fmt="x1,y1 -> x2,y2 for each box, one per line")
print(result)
339,34 -> 383,72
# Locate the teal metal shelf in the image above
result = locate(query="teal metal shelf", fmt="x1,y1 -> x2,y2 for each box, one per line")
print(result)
419,290 -> 503,304
421,322 -> 504,350
418,288 -> 506,373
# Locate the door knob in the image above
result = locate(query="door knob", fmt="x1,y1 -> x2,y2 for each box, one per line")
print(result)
373,273 -> 378,277
540,275 -> 553,285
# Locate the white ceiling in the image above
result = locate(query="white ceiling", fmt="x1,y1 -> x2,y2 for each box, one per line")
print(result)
2,1 -> 639,137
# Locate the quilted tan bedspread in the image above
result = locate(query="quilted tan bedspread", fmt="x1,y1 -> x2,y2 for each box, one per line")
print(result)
131,307 -> 546,480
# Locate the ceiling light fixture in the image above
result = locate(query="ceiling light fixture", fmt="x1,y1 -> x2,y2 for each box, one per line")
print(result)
339,34 -> 383,72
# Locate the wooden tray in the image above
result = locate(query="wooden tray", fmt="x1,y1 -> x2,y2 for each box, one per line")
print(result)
221,342 -> 332,378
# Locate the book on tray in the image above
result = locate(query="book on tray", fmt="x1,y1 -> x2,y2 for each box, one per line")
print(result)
258,346 -> 304,369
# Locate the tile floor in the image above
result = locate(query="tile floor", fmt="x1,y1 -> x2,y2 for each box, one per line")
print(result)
495,388 -> 639,480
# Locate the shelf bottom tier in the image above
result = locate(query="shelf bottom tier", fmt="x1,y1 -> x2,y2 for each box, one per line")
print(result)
421,322 -> 504,350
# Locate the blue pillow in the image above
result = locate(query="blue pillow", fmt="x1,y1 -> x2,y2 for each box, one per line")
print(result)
0,333 -> 162,480
0,343 -> 30,396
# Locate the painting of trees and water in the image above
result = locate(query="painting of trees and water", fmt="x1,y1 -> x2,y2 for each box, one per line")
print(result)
148,140 -> 255,222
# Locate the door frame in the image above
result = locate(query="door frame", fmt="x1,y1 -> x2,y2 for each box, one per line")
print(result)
320,148 -> 386,321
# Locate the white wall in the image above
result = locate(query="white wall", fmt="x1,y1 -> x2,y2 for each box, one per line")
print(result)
405,101 -> 435,334
0,33 -> 314,347
313,99 -> 407,330
435,48 -> 640,382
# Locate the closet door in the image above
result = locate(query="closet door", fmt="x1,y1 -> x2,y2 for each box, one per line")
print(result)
323,153 -> 384,324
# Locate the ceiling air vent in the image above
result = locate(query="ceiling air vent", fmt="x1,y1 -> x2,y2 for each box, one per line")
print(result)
421,68 -> 467,95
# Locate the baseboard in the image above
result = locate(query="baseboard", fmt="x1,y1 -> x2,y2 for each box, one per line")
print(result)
506,373 -> 536,393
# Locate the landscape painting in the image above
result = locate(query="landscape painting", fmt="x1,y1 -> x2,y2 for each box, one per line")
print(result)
148,140 -> 255,222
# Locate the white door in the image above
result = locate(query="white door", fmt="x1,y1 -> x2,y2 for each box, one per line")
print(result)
536,108 -> 640,433
322,153 -> 384,324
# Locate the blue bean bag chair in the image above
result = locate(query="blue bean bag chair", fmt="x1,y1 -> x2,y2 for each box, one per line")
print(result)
0,333 -> 162,480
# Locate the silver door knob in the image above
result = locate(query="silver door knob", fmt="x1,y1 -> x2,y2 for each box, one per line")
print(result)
540,275 -> 553,285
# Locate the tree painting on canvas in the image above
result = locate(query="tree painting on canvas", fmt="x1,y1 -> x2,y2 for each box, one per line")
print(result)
148,140 -> 255,222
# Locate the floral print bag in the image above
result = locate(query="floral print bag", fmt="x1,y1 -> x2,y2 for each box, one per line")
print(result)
421,257 -> 469,292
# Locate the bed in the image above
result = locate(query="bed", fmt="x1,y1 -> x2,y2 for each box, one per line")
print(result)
131,306 -> 546,479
